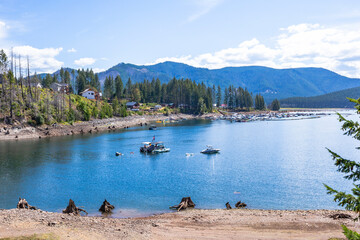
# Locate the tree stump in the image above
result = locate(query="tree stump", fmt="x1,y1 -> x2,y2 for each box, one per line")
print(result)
62,199 -> 88,215
235,201 -> 247,208
99,199 -> 115,213
170,197 -> 195,211
225,202 -> 232,210
17,198 -> 37,210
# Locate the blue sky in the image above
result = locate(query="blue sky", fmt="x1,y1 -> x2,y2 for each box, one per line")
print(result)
1,0 -> 360,77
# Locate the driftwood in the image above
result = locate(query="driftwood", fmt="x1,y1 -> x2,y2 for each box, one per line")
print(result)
99,199 -> 115,213
225,202 -> 232,210
329,213 -> 352,219
17,198 -> 37,210
170,197 -> 195,211
235,201 -> 247,208
62,199 -> 88,215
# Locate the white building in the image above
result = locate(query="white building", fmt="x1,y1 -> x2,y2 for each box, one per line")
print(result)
81,88 -> 100,100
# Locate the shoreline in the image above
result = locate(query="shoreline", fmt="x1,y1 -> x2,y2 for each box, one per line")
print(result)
0,208 -> 358,239
0,108 -> 350,141
0,113 -> 218,141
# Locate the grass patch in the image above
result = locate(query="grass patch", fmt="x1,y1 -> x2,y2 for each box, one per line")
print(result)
0,233 -> 58,240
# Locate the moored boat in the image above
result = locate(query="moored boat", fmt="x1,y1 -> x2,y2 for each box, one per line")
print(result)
140,140 -> 170,154
200,145 -> 220,154
149,125 -> 157,130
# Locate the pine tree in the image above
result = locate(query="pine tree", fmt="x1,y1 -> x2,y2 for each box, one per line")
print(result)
216,85 -> 221,107
270,99 -> 280,111
324,97 -> 360,237
115,75 -> 123,99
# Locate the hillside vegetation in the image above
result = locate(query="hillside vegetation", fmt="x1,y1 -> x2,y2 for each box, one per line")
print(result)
280,86 -> 360,108
98,61 -> 360,102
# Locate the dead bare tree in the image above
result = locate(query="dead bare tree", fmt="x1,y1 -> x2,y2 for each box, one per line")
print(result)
27,56 -> 33,99
18,54 -> 24,100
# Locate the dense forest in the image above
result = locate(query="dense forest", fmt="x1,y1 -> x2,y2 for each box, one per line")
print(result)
280,86 -> 360,108
0,49 -> 272,126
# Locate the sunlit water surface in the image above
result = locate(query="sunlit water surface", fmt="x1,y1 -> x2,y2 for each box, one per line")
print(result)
0,111 -> 358,217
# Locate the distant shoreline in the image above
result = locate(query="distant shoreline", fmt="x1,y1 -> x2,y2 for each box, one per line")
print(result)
0,108 -> 351,141
0,208 -> 357,239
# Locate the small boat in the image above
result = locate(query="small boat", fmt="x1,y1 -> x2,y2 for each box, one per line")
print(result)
185,153 -> 194,157
153,142 -> 170,153
200,145 -> 220,154
140,141 -> 170,154
149,125 -> 157,130
140,142 -> 153,153
115,152 -> 122,156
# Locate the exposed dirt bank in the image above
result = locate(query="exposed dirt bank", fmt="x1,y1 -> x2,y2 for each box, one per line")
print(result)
0,113 -> 218,141
0,208 -> 357,240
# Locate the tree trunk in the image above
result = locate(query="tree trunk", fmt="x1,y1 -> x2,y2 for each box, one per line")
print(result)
170,197 -> 195,211
62,199 -> 88,215
235,201 -> 247,208
99,199 -> 115,213
17,198 -> 37,210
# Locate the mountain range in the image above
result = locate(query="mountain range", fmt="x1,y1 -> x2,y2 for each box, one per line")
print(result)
41,61 -> 360,103
98,61 -> 360,102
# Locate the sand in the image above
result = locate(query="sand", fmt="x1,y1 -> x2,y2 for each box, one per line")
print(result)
0,208 -> 357,240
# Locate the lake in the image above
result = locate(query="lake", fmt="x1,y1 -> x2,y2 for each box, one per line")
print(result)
0,111 -> 358,217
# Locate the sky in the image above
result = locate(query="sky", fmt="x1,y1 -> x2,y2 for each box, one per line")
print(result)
1,0 -> 360,77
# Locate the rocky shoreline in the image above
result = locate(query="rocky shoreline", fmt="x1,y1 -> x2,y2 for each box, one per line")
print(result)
0,208 -> 358,239
0,113 -> 219,141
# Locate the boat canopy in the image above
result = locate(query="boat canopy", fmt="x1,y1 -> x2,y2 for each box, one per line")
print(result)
142,142 -> 151,145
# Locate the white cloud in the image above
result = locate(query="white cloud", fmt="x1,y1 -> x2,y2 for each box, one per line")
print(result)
0,21 -> 8,39
67,48 -> 77,53
187,0 -> 223,22
92,68 -> 106,73
74,57 -> 96,67
151,23 -> 360,78
12,46 -> 63,73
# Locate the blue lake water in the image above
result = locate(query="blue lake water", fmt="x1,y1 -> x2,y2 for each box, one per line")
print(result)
0,111 -> 358,217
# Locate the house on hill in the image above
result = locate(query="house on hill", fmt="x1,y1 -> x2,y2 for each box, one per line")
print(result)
30,83 -> 42,88
154,105 -> 162,110
126,101 -> 139,109
50,83 -> 69,93
81,88 -> 101,100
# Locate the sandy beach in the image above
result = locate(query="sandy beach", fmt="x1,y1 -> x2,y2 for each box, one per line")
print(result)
0,208 -> 357,240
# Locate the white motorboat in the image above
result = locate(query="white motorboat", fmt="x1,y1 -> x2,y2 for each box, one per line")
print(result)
200,145 -> 220,154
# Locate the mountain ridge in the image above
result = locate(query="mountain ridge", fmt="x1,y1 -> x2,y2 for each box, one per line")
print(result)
40,61 -> 360,102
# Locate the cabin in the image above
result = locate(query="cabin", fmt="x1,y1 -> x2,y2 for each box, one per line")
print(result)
30,83 -> 42,88
50,83 -> 69,94
154,105 -> 162,110
126,102 -> 139,110
81,88 -> 101,100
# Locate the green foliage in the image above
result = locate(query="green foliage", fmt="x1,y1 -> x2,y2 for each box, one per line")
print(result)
270,99 -> 280,111
76,99 -> 92,121
280,87 -> 360,108
67,109 -> 75,123
342,225 -> 360,240
99,101 -> 113,119
103,76 -> 115,99
255,94 -> 266,110
325,97 -> 360,238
